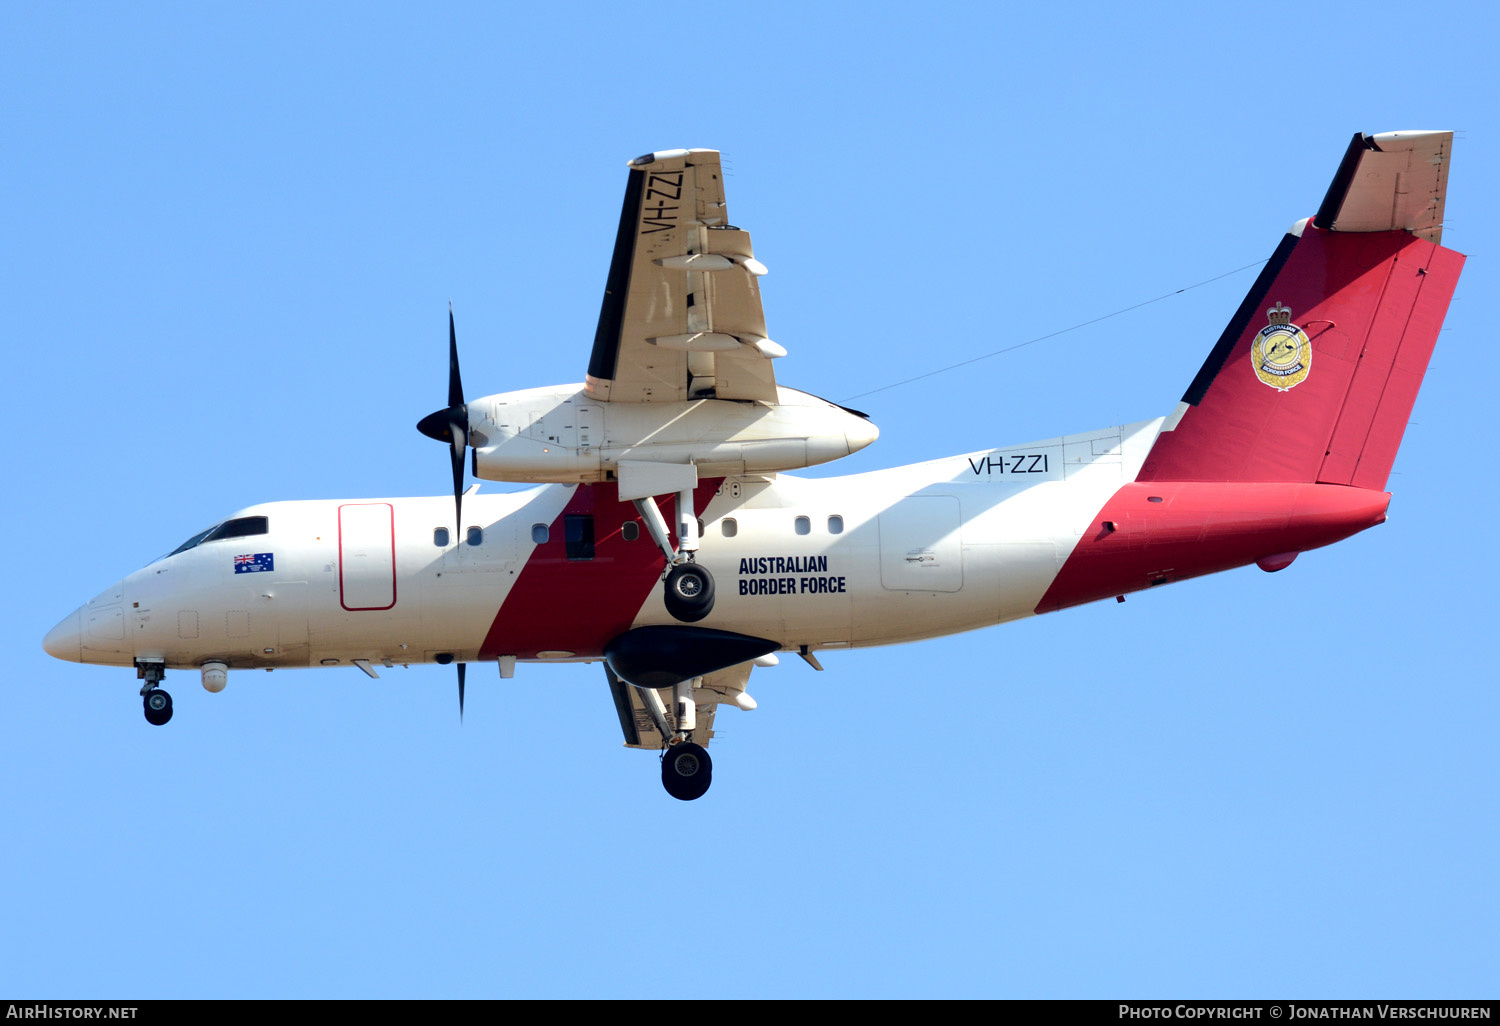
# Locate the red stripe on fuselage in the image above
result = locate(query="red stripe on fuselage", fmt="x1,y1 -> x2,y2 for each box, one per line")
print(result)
1035,481 -> 1390,614
478,479 -> 722,660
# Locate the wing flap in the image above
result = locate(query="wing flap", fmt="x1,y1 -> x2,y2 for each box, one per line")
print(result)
586,150 -> 780,404
606,660 -> 755,750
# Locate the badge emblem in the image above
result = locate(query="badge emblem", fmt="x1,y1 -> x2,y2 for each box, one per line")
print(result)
1251,302 -> 1312,391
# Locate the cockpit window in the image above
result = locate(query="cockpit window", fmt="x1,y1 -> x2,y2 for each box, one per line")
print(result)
164,516 -> 270,558
203,516 -> 269,542
166,527 -> 217,559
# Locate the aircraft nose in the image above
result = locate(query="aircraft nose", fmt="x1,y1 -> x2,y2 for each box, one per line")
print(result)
43,609 -> 83,663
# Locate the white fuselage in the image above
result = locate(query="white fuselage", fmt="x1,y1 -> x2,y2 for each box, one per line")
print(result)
51,418 -> 1166,672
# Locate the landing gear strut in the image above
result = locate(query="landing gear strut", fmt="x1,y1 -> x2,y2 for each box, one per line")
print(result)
634,488 -> 715,623
137,659 -> 172,726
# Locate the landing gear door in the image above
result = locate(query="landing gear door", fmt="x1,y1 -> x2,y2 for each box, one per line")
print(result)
878,495 -> 963,592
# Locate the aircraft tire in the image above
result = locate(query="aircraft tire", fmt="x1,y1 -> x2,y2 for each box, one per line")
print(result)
663,564 -> 714,623
143,689 -> 173,726
661,742 -> 712,801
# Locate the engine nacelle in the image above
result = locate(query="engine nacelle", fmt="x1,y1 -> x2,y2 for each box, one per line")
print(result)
468,384 -> 877,484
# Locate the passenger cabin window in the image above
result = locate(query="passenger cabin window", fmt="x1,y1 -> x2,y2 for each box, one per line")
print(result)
565,515 -> 595,561
721,518 -> 738,538
466,526 -> 483,547
828,515 -> 844,535
531,523 -> 549,544
433,527 -> 450,547
622,521 -> 639,542
794,516 -> 811,536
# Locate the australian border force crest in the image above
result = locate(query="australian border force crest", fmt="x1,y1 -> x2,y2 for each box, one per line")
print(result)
1251,302 -> 1312,391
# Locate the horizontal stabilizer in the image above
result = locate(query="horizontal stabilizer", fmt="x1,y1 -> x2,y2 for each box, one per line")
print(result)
1315,130 -> 1452,244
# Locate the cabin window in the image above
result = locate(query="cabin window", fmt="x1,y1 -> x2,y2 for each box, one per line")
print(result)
532,523 -> 549,544
622,521 -> 639,542
794,516 -> 811,536
828,515 -> 844,535
565,515 -> 595,561
466,526 -> 483,547
721,518 -> 737,538
433,527 -> 449,547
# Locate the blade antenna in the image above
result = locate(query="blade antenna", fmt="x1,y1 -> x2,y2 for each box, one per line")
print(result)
457,662 -> 467,722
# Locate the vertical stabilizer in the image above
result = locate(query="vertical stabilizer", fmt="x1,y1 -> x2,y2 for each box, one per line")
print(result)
1139,132 -> 1463,490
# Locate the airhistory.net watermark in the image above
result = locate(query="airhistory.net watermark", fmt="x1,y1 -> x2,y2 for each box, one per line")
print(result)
6,1007 -> 138,1019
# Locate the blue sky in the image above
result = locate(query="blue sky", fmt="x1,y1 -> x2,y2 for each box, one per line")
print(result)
4,1 -> 1496,998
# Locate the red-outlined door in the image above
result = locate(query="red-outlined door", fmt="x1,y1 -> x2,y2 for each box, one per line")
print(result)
338,503 -> 396,611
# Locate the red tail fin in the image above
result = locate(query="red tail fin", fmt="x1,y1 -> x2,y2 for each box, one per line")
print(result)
1139,132 -> 1464,489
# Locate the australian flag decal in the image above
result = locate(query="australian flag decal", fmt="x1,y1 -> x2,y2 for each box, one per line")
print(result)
234,553 -> 274,574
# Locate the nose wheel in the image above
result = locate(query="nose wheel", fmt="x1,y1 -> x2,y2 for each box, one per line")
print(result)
143,688 -> 173,726
136,659 -> 172,726
661,741 -> 712,801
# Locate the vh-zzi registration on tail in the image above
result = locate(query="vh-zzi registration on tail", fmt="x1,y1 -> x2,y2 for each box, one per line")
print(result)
44,135 -> 1464,800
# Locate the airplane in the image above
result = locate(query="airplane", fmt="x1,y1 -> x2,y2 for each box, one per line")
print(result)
42,131 -> 1463,800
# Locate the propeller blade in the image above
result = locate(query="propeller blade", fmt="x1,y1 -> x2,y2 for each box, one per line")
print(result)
415,305 -> 470,538
446,306 -> 467,538
447,305 -> 465,410
450,421 -> 466,540
457,662 -> 467,722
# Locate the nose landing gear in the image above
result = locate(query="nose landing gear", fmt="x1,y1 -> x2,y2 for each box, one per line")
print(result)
143,689 -> 173,726
136,659 -> 172,726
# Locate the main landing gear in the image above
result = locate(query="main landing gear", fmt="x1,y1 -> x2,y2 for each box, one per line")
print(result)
633,488 -> 715,623
657,674 -> 711,800
661,742 -> 712,801
137,659 -> 172,726
664,563 -> 714,623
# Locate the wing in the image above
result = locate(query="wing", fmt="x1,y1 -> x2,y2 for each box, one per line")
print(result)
585,149 -> 783,405
1315,130 -> 1452,243
606,660 -> 756,750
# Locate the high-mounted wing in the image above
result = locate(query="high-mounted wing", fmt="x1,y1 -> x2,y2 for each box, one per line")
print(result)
585,149 -> 782,405
607,660 -> 757,750
1315,130 -> 1452,243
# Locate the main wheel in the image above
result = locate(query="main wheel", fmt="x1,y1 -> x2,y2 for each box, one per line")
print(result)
143,689 -> 173,726
661,741 -> 712,801
663,563 -> 715,623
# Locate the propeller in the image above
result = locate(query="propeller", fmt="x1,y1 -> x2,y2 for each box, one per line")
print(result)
416,306 -> 472,721
416,304 -> 469,541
